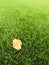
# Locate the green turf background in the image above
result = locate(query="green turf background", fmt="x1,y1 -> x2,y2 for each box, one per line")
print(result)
0,0 -> 49,65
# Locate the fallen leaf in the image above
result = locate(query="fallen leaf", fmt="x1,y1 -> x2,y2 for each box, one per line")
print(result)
13,39 -> 22,50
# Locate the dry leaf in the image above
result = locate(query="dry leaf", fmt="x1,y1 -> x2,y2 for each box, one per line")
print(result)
13,39 -> 22,50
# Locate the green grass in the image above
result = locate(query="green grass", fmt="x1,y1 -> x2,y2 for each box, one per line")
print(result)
0,0 -> 49,65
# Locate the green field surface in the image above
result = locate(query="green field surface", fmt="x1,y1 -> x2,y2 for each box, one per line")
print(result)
0,0 -> 49,65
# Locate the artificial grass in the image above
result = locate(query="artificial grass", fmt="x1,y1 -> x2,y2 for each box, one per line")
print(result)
0,0 -> 49,65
